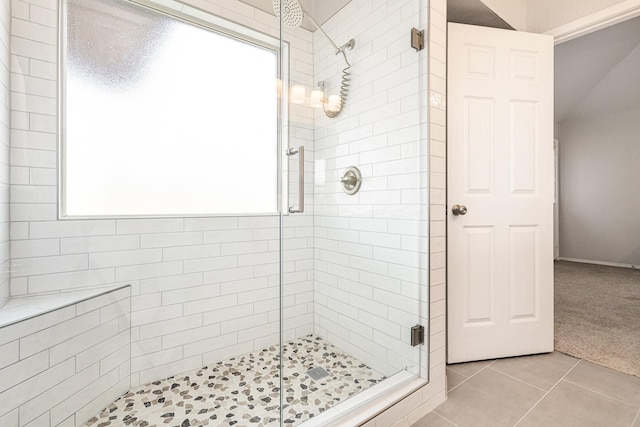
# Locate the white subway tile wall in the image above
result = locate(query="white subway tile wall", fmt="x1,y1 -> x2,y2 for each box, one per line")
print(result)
0,287 -> 131,426
310,0 -> 425,378
9,0 -> 314,387
365,0 -> 449,424
7,0 -> 448,423
0,0 -> 10,308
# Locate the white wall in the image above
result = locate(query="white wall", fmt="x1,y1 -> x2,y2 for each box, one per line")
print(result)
558,109 -> 640,266
9,0 -> 314,386
0,0 -> 9,308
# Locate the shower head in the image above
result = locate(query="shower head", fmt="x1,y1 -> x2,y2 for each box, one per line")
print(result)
273,0 -> 304,28
273,0 -> 345,54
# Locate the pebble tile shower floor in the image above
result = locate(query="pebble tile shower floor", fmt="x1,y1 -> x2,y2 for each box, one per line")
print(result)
85,335 -> 385,427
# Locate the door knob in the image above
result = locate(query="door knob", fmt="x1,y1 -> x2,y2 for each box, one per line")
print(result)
452,204 -> 467,216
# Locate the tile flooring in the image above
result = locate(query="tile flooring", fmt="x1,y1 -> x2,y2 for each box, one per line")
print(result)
413,352 -> 640,427
84,335 -> 385,427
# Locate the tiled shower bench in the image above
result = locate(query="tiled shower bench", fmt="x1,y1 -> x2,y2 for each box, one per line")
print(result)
0,286 -> 131,426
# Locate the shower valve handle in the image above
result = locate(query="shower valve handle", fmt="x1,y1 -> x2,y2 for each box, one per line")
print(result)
341,176 -> 357,186
341,167 -> 362,195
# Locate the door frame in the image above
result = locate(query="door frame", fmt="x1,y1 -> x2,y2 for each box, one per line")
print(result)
444,0 -> 640,363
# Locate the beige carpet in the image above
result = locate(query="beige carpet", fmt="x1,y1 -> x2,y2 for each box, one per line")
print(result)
555,260 -> 640,377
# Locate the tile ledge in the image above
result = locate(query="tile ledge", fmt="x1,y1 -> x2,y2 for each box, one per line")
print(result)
0,284 -> 130,328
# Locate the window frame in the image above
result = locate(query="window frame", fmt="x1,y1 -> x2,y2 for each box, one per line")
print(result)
58,0 -> 288,219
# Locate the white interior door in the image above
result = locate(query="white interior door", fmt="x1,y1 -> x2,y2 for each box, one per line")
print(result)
447,23 -> 554,363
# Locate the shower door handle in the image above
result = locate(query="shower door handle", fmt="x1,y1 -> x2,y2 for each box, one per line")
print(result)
287,146 -> 304,214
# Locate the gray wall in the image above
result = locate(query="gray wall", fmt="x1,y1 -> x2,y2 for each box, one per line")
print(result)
558,108 -> 640,266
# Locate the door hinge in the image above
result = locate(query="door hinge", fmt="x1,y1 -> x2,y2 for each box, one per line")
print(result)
411,324 -> 425,346
411,28 -> 425,51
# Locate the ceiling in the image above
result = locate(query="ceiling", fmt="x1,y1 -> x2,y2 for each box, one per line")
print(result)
238,0 -> 351,31
555,15 -> 640,123
448,0 -> 514,30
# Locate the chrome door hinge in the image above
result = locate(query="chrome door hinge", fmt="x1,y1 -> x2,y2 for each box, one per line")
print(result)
411,325 -> 425,346
411,28 -> 425,51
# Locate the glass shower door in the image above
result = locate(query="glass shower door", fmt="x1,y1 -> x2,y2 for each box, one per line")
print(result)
280,0 -> 426,424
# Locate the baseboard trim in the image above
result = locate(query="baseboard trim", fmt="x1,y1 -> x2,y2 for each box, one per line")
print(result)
557,257 -> 638,269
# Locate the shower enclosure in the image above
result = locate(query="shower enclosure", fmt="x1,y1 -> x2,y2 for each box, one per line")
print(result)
1,0 -> 429,425
279,0 -> 427,422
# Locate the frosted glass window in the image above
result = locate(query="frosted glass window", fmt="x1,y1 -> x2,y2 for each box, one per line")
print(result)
62,0 -> 279,217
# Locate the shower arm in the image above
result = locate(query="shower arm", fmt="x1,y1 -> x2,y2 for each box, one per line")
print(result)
299,4 -> 341,54
294,2 -> 354,118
